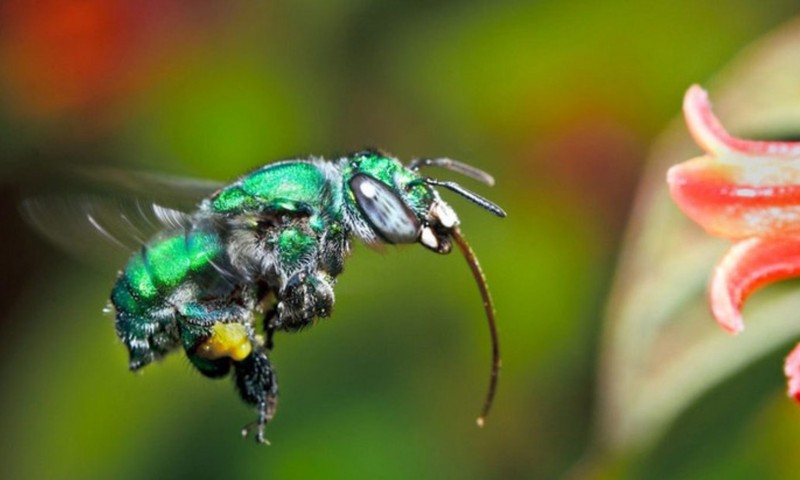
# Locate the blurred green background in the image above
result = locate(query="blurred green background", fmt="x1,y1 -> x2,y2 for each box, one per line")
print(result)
3,1 -> 800,478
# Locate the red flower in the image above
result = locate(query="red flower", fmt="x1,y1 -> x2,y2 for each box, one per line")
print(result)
668,85 -> 800,402
0,0 -> 138,117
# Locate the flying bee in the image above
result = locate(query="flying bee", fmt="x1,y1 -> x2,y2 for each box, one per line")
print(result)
22,149 -> 505,444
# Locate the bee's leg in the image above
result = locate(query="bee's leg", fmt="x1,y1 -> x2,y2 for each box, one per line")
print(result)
272,270 -> 335,331
235,348 -> 278,444
262,304 -> 278,350
266,326 -> 277,351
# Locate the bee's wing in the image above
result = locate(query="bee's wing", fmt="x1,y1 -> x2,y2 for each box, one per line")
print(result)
22,195 -> 190,259
65,166 -> 224,212
20,167 -> 224,265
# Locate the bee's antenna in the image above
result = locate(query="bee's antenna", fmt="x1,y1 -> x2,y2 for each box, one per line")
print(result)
408,158 -> 496,186
451,228 -> 501,427
422,178 -> 506,217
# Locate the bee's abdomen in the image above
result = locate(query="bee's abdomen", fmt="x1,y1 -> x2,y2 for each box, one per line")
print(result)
111,231 -> 224,370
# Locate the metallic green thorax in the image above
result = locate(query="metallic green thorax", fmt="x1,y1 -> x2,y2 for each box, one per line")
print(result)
211,161 -> 331,216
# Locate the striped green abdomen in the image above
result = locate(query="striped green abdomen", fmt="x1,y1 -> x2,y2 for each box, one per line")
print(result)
112,231 -> 222,313
111,231 -> 224,369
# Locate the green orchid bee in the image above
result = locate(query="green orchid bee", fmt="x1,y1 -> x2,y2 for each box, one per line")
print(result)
23,149 -> 505,444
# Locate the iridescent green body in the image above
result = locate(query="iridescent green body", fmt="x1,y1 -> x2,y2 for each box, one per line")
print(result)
109,149 -> 503,443
112,231 -> 226,370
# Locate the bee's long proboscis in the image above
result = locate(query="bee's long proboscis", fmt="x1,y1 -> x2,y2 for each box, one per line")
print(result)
452,227 -> 500,427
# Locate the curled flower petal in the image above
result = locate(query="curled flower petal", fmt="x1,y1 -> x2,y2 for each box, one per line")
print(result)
684,84 -> 800,158
785,343 -> 800,402
667,157 -> 800,239
710,237 -> 800,334
668,86 -> 800,240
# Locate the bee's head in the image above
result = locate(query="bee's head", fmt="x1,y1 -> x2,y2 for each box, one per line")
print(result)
341,149 -> 505,253
341,149 -> 505,426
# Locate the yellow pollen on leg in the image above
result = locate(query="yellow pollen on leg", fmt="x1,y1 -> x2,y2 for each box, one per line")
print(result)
197,322 -> 252,361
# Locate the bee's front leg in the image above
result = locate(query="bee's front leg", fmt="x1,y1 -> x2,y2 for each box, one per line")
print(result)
271,270 -> 335,331
235,348 -> 278,445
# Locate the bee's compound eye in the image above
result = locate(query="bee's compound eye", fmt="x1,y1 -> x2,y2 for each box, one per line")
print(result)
350,174 -> 421,243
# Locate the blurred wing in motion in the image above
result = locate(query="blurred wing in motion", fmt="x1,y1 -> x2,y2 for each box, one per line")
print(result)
20,167 -> 223,264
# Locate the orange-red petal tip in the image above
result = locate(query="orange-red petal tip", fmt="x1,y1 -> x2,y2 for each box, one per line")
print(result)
785,343 -> 800,402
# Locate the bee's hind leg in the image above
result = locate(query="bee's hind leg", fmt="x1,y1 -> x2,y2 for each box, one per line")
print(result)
235,348 -> 279,445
